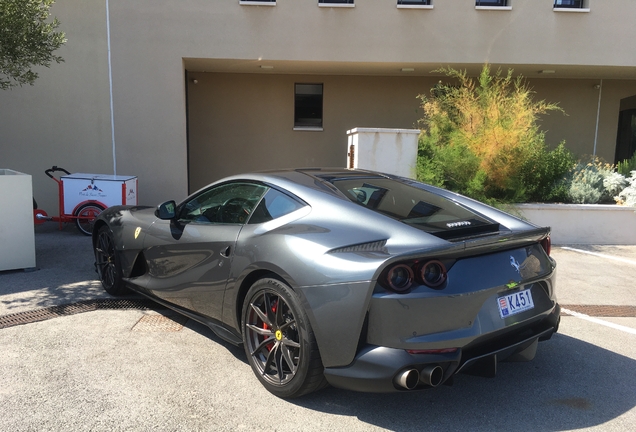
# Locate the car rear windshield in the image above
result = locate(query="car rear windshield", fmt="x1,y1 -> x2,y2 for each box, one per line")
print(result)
325,176 -> 500,240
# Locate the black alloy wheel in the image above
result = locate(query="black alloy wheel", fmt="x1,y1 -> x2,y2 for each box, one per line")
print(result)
94,225 -> 126,295
242,278 -> 326,398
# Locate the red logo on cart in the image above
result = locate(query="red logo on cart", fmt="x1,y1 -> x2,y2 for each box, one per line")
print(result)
82,184 -> 103,193
80,183 -> 106,198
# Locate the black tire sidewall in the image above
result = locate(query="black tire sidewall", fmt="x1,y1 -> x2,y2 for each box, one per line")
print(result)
95,225 -> 126,296
76,203 -> 104,236
242,278 -> 315,398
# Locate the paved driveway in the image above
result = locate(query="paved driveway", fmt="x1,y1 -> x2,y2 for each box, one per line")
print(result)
1,225 -> 635,431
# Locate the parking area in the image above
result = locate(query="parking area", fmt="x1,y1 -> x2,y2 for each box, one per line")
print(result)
1,225 -> 635,431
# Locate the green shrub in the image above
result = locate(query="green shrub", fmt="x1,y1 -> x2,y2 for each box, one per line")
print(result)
616,171 -> 636,206
417,65 -> 564,204
617,150 -> 636,176
517,141 -> 576,202
567,157 -> 617,204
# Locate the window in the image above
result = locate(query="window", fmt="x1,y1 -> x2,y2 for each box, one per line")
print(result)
554,0 -> 582,7
239,0 -> 276,5
398,0 -> 432,6
323,176 -> 500,240
179,182 -> 268,225
319,0 -> 354,6
475,0 -> 508,6
248,189 -> 306,224
554,0 -> 587,9
294,84 -> 323,129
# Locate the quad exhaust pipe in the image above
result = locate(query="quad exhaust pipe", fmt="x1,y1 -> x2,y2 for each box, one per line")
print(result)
396,365 -> 444,390
420,365 -> 444,387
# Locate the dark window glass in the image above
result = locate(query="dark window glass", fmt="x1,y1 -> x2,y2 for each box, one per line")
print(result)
324,176 -> 500,240
180,182 -> 268,225
554,0 -> 583,8
248,189 -> 306,224
476,0 -> 508,6
319,0 -> 354,4
294,84 -> 323,128
398,0 -> 431,5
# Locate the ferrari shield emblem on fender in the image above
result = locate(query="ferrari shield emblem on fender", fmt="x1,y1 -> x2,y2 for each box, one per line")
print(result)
134,227 -> 141,239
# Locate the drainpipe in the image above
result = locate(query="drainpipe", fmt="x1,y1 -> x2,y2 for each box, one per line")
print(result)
106,0 -> 117,175
593,79 -> 603,157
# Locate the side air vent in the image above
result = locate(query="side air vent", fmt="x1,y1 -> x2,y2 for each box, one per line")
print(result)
328,240 -> 388,254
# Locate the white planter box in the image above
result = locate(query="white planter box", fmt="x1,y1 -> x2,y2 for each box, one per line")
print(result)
0,169 -> 36,271
512,203 -> 636,245
346,128 -> 420,179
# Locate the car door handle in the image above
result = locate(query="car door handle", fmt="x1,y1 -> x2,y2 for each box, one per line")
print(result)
220,246 -> 231,258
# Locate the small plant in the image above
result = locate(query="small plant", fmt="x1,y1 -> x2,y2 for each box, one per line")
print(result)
617,150 -> 636,176
615,170 -> 636,207
603,171 -> 628,197
567,157 -> 618,204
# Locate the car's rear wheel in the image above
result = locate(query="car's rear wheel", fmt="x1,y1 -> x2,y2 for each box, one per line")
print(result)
94,225 -> 127,295
242,278 -> 326,398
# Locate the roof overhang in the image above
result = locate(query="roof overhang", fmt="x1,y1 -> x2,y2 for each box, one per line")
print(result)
183,58 -> 636,80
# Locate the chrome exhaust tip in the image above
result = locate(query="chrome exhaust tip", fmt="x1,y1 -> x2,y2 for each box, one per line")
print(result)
420,365 -> 444,387
396,369 -> 420,390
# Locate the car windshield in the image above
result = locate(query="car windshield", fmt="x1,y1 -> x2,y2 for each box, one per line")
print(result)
324,176 -> 500,239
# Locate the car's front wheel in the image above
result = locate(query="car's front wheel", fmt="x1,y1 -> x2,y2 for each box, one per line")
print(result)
242,278 -> 326,398
94,225 -> 127,295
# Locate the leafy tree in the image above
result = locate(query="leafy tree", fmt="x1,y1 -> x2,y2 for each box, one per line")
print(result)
417,65 -> 570,204
0,0 -> 66,90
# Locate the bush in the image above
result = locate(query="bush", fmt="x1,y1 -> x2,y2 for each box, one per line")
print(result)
517,141 -> 575,202
617,150 -> 636,176
417,65 -> 564,204
567,157 -> 620,204
615,171 -> 636,207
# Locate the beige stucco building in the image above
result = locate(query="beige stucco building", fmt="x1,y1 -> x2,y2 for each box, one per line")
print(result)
2,0 -> 636,214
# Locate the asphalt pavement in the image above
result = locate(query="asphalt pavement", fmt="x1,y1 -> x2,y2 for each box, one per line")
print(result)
1,223 -> 636,432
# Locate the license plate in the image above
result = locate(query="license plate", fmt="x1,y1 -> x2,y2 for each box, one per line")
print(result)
498,288 -> 534,319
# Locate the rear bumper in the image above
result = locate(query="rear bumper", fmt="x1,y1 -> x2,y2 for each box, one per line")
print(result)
324,304 -> 560,393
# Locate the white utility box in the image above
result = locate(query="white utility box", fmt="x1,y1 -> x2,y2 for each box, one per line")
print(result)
61,173 -> 138,214
0,169 -> 36,271
346,128 -> 420,179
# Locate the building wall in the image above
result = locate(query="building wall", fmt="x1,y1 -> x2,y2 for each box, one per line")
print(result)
187,73 -> 435,192
2,0 -> 636,213
0,0 -> 112,215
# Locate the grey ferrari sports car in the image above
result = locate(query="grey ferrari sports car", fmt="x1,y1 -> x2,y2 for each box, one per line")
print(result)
93,168 -> 559,398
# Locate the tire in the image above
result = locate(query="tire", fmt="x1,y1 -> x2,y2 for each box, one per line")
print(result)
242,278 -> 327,398
94,225 -> 127,295
75,203 -> 105,236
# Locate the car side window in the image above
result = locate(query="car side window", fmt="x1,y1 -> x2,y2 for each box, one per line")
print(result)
248,188 -> 305,224
179,182 -> 268,225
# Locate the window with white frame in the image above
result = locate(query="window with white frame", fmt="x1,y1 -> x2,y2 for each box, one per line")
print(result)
239,0 -> 276,5
554,0 -> 588,9
294,84 -> 323,130
398,0 -> 432,6
319,0 -> 354,6
475,0 -> 508,6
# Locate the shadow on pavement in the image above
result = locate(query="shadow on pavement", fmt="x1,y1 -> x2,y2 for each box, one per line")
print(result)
292,334 -> 636,431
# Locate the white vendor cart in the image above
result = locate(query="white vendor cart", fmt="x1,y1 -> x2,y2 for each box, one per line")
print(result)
34,166 -> 138,235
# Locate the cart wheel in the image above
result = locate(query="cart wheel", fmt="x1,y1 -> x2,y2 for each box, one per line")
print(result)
75,203 -> 105,236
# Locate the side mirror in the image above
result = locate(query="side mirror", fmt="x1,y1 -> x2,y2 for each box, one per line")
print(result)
156,200 -> 177,220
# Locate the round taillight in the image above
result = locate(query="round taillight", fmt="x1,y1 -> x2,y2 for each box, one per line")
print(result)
387,264 -> 414,293
420,260 -> 447,288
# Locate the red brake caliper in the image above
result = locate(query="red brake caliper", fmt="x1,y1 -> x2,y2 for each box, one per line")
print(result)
263,299 -> 277,351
